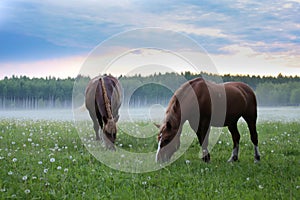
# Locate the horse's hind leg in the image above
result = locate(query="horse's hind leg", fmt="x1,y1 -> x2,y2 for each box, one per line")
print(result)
228,122 -> 240,162
87,110 -> 101,141
95,106 -> 103,141
93,118 -> 101,141
244,116 -> 261,162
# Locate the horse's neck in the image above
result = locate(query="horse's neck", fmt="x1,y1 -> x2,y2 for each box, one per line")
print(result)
166,99 -> 185,131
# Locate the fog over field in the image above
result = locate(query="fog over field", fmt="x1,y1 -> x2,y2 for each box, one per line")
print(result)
0,107 -> 299,123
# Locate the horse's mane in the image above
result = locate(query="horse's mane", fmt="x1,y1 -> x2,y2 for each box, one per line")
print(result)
164,81 -> 190,126
165,77 -> 204,127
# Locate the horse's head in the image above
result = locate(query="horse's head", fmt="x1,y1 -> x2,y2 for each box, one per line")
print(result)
155,121 -> 180,163
103,118 -> 118,144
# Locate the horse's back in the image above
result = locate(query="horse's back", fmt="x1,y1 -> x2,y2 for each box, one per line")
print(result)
224,82 -> 257,123
85,76 -> 100,112
224,82 -> 256,108
187,78 -> 257,126
85,75 -> 122,118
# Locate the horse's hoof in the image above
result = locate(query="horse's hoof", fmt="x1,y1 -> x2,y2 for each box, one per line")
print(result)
254,156 -> 260,163
202,154 -> 210,163
105,145 -> 116,151
227,155 -> 238,162
96,135 -> 102,141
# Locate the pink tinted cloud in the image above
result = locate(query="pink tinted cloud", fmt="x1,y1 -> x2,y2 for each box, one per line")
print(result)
0,55 -> 86,79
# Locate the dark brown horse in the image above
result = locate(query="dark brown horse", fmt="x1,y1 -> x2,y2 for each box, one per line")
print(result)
85,75 -> 122,149
155,77 -> 260,163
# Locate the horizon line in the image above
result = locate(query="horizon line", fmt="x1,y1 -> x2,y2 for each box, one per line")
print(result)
1,71 -> 299,81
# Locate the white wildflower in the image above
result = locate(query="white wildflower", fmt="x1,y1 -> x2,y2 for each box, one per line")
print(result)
24,189 -> 30,194
22,175 -> 28,181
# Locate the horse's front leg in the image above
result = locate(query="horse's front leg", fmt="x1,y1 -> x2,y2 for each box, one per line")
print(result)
227,123 -> 240,162
197,121 -> 211,163
201,148 -> 210,163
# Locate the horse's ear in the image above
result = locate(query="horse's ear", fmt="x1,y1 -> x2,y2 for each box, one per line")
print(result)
153,123 -> 161,129
166,121 -> 172,130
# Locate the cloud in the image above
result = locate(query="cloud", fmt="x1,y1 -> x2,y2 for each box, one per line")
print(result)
288,0 -> 300,3
212,44 -> 300,76
0,55 -> 85,79
1,0 -> 299,77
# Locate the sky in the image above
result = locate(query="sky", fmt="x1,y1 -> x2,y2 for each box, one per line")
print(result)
0,0 -> 299,79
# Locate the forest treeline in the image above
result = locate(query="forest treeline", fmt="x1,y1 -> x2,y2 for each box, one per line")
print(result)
0,72 -> 299,109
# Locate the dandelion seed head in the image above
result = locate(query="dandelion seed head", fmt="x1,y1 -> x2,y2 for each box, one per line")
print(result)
12,158 -> 17,162
50,158 -> 55,163
22,175 -> 28,181
24,189 -> 30,194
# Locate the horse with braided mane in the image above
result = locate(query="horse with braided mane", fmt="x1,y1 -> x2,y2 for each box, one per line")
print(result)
85,75 -> 122,149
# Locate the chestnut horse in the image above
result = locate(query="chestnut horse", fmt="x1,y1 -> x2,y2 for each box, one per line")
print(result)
155,77 -> 260,163
85,75 -> 122,149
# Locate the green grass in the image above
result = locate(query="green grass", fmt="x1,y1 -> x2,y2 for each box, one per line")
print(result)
0,119 -> 299,199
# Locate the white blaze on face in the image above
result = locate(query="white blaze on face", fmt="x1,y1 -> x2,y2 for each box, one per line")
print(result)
155,133 -> 162,162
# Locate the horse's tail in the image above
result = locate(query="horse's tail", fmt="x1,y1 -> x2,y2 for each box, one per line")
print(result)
100,77 -> 117,133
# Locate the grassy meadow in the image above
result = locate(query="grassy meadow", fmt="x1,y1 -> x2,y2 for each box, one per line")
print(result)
0,119 -> 299,199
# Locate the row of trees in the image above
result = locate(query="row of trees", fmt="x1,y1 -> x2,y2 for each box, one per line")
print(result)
0,72 -> 299,109
0,76 -> 74,109
256,82 -> 300,106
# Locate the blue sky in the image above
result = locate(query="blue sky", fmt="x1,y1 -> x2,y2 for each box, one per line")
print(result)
0,0 -> 299,78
